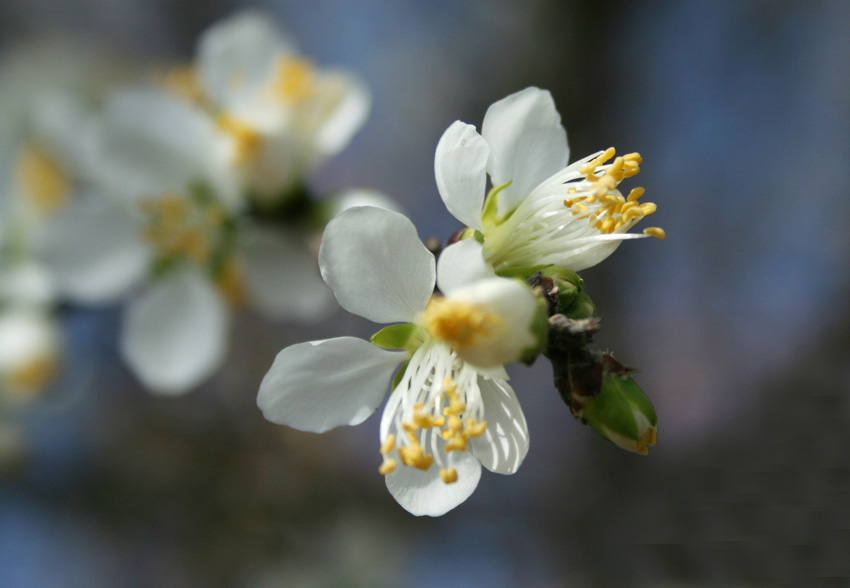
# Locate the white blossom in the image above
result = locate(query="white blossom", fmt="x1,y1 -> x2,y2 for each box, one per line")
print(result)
435,87 -> 665,272
258,206 -> 538,516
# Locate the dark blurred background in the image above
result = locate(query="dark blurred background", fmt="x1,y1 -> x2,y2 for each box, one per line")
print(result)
2,1 -> 850,586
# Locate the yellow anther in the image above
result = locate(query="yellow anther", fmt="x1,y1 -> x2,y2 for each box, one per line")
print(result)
626,187 -> 645,202
600,218 -> 615,233
274,57 -> 316,103
639,202 -> 657,215
574,202 -> 589,213
401,421 -> 417,433
464,419 -> 487,438
183,229 -> 211,263
16,145 -> 70,215
447,415 -> 463,431
580,147 -> 616,175
217,115 -> 262,164
379,458 -> 397,475
441,428 -> 455,441
380,434 -> 396,455
440,468 -> 458,484
398,445 -> 433,470
414,410 -> 437,429
444,435 -> 468,453
5,357 -> 57,400
643,227 -> 666,240
216,260 -> 246,307
623,152 -> 642,163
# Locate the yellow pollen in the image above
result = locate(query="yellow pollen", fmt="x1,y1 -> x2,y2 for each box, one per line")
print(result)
561,150 -> 663,236
380,434 -> 396,455
444,435 -> 468,453
217,115 -> 262,164
217,260 -> 247,307
421,296 -> 502,350
274,57 -> 316,104
4,356 -> 57,401
16,145 -> 70,215
398,437 -> 433,471
140,193 -> 235,273
440,468 -> 458,484
378,458 -> 397,475
464,419 -> 487,438
643,227 -> 666,240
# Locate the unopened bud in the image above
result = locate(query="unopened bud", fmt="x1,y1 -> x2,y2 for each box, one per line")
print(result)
573,354 -> 657,455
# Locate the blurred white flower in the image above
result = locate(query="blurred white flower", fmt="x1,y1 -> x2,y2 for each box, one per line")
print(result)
38,89 -> 334,394
0,259 -> 60,404
435,87 -> 664,272
162,10 -> 370,206
258,206 -> 539,516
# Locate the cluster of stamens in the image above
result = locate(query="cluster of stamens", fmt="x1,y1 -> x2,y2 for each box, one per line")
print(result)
16,144 -> 70,215
421,297 -> 502,351
217,115 -> 263,165
379,377 -> 487,485
563,147 -> 665,240
272,57 -> 317,105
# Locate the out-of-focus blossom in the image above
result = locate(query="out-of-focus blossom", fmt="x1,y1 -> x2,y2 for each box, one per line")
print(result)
435,87 -> 664,272
162,10 -> 370,208
38,88 -> 337,394
259,206 -> 542,516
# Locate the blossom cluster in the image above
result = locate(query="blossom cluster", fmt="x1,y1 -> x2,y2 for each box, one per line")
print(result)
0,11 -> 389,397
1,10 -> 665,516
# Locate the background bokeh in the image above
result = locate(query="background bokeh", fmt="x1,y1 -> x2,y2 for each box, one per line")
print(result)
2,0 -> 849,586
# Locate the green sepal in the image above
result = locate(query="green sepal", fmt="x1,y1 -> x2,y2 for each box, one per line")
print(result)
519,298 -> 550,364
562,291 -> 596,319
539,265 -> 583,290
370,323 -> 420,351
495,264 -> 552,281
392,360 -> 410,390
481,180 -> 512,227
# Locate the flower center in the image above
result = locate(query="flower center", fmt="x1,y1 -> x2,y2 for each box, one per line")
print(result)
379,376 -> 487,485
140,190 -> 242,301
15,144 -> 71,216
273,57 -> 316,104
563,147 -> 665,240
420,296 -> 503,351
217,115 -> 263,165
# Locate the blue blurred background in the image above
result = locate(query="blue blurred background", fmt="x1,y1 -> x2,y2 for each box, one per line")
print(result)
2,0 -> 849,586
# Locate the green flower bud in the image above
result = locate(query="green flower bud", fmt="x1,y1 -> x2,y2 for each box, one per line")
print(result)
574,355 -> 657,455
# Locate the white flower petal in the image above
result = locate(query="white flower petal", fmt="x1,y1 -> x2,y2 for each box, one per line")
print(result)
319,206 -> 435,324
120,269 -> 228,395
385,449 -> 482,517
327,189 -> 402,216
94,89 -> 233,203
481,87 -> 568,216
197,10 -> 291,110
0,261 -> 55,307
241,224 -> 332,322
435,238 -> 494,294
312,71 -> 371,156
37,197 -> 150,304
470,377 -> 529,474
434,121 -> 489,231
258,337 -> 405,433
